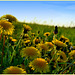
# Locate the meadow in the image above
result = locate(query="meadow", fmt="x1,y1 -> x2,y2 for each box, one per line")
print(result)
13,22 -> 75,45
0,15 -> 75,74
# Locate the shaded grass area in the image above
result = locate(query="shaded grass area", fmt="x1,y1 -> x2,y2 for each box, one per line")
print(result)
12,22 -> 75,45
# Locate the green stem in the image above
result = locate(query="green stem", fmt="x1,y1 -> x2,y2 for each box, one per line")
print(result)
10,46 -> 16,63
10,31 -> 24,63
0,33 -> 2,40
60,60 -> 74,74
15,31 -> 24,50
1,35 -> 6,68
49,34 -> 57,64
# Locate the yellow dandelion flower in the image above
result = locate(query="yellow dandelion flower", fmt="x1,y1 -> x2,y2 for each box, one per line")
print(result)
33,38 -> 40,44
1,14 -> 17,22
73,62 -> 75,64
0,20 -> 14,35
59,35 -> 69,43
11,39 -> 17,42
69,42 -> 73,46
45,42 -> 54,48
53,63 -> 57,68
20,47 -> 41,59
69,50 -> 75,59
9,37 -> 17,42
31,33 -> 35,37
72,46 -> 75,50
23,34 -> 29,39
29,58 -> 49,73
24,40 -> 30,44
57,51 -> 67,62
52,39 -> 67,47
3,66 -> 26,74
24,40 -> 31,46
10,37 -> 17,42
23,24 -> 32,33
44,32 -> 50,36
38,44 -> 48,51
9,37 -> 13,40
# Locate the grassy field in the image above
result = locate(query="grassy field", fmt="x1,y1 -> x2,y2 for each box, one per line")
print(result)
0,20 -> 75,74
13,22 -> 75,45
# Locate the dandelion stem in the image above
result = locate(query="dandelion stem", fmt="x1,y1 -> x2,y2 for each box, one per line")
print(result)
49,34 -> 57,64
0,33 -> 2,41
10,46 -> 16,63
15,30 -> 24,50
1,35 -> 6,68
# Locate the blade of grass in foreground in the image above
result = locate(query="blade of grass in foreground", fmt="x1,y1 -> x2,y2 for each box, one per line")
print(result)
60,60 -> 75,74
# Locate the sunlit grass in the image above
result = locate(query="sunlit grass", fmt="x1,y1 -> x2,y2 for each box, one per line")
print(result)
0,18 -> 75,74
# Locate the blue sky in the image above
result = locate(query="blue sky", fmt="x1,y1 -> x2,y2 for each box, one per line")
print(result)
0,1 -> 75,27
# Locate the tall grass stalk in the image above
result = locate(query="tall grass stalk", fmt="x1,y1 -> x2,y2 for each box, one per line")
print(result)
60,60 -> 75,74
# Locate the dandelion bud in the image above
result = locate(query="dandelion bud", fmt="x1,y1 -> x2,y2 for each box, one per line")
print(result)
38,31 -> 40,34
54,26 -> 58,34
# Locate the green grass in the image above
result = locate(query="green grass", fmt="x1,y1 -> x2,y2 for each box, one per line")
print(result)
0,21 -> 75,74
12,21 -> 75,45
